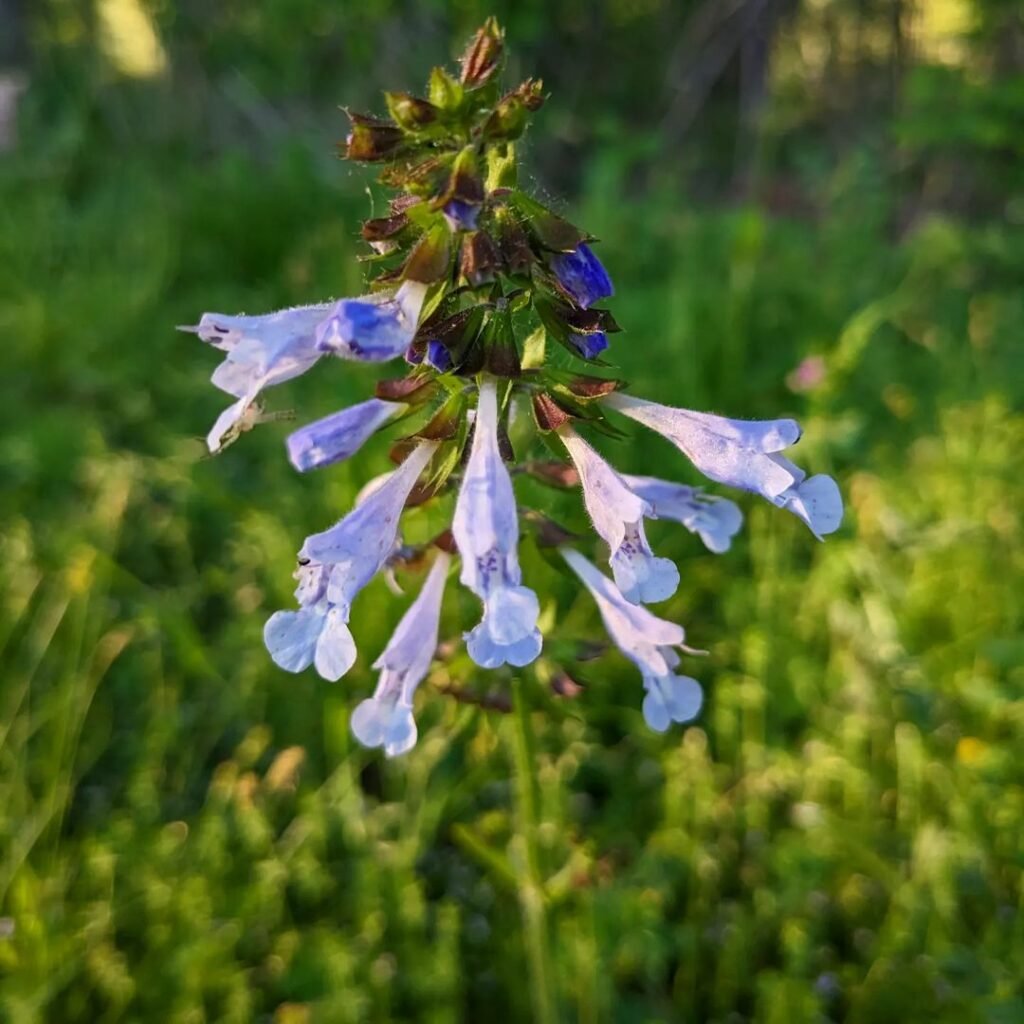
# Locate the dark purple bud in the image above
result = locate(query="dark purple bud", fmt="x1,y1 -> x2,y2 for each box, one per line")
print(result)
425,339 -> 452,372
443,199 -> 479,232
568,331 -> 608,360
405,344 -> 424,365
459,230 -> 501,287
551,243 -> 614,309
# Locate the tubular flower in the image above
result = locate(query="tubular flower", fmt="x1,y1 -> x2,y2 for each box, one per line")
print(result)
550,243 -> 614,309
263,562 -> 357,682
561,549 -> 702,732
452,379 -> 542,669
350,551 -> 451,757
604,394 -> 843,539
301,441 -> 438,616
286,398 -> 404,473
559,426 -> 678,604
186,20 -> 842,749
621,474 -> 743,553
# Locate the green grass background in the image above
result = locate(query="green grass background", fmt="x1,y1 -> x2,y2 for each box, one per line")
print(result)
2,2 -> 1024,1021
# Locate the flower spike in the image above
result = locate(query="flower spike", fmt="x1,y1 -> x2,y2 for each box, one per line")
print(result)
186,20 -> 841,751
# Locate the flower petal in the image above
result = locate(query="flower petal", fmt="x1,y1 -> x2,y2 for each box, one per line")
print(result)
314,606 -> 357,681
287,398 -> 402,473
550,243 -> 614,309
263,608 -> 323,673
781,473 -> 844,539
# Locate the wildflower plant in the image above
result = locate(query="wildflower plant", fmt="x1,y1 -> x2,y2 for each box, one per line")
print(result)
184,19 -> 842,756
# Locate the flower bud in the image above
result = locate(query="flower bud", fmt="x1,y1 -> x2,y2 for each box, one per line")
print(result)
532,392 -> 572,431
344,112 -> 406,162
459,231 -> 502,287
384,91 -> 438,132
483,79 -> 545,141
459,17 -> 504,88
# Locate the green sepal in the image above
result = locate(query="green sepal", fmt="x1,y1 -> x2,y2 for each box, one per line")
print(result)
428,66 -> 465,114
344,116 -> 407,162
459,231 -> 501,287
531,391 -> 572,432
544,367 -> 624,400
485,143 -> 518,191
520,326 -> 546,370
375,374 -> 438,405
481,310 -> 521,378
384,91 -> 439,132
416,391 -> 466,441
403,223 -> 452,283
508,191 -> 586,252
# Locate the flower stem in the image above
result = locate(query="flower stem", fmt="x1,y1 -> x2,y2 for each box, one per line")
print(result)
509,674 -> 558,1024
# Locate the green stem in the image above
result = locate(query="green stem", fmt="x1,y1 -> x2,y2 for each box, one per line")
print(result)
509,674 -> 558,1024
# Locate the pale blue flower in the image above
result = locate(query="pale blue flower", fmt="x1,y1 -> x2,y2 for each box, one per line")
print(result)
621,474 -> 744,554
350,551 -> 451,757
452,379 -> 542,668
263,562 -> 357,681
605,394 -> 843,539
182,303 -> 332,452
301,441 -> 438,617
559,426 -> 679,604
315,281 -> 428,362
561,548 -> 702,733
286,398 -> 404,472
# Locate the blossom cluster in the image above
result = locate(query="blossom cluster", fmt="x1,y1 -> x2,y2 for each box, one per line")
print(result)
184,20 -> 842,756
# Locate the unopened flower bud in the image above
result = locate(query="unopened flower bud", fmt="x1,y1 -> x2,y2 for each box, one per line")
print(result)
459,17 -> 504,88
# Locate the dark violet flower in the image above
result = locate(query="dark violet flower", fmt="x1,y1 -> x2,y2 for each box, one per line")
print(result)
568,330 -> 608,360
286,398 -> 403,473
425,339 -> 453,372
442,199 -> 480,232
550,243 -> 613,309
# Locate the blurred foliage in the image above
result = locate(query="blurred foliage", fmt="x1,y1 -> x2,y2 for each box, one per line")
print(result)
2,0 -> 1024,1021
